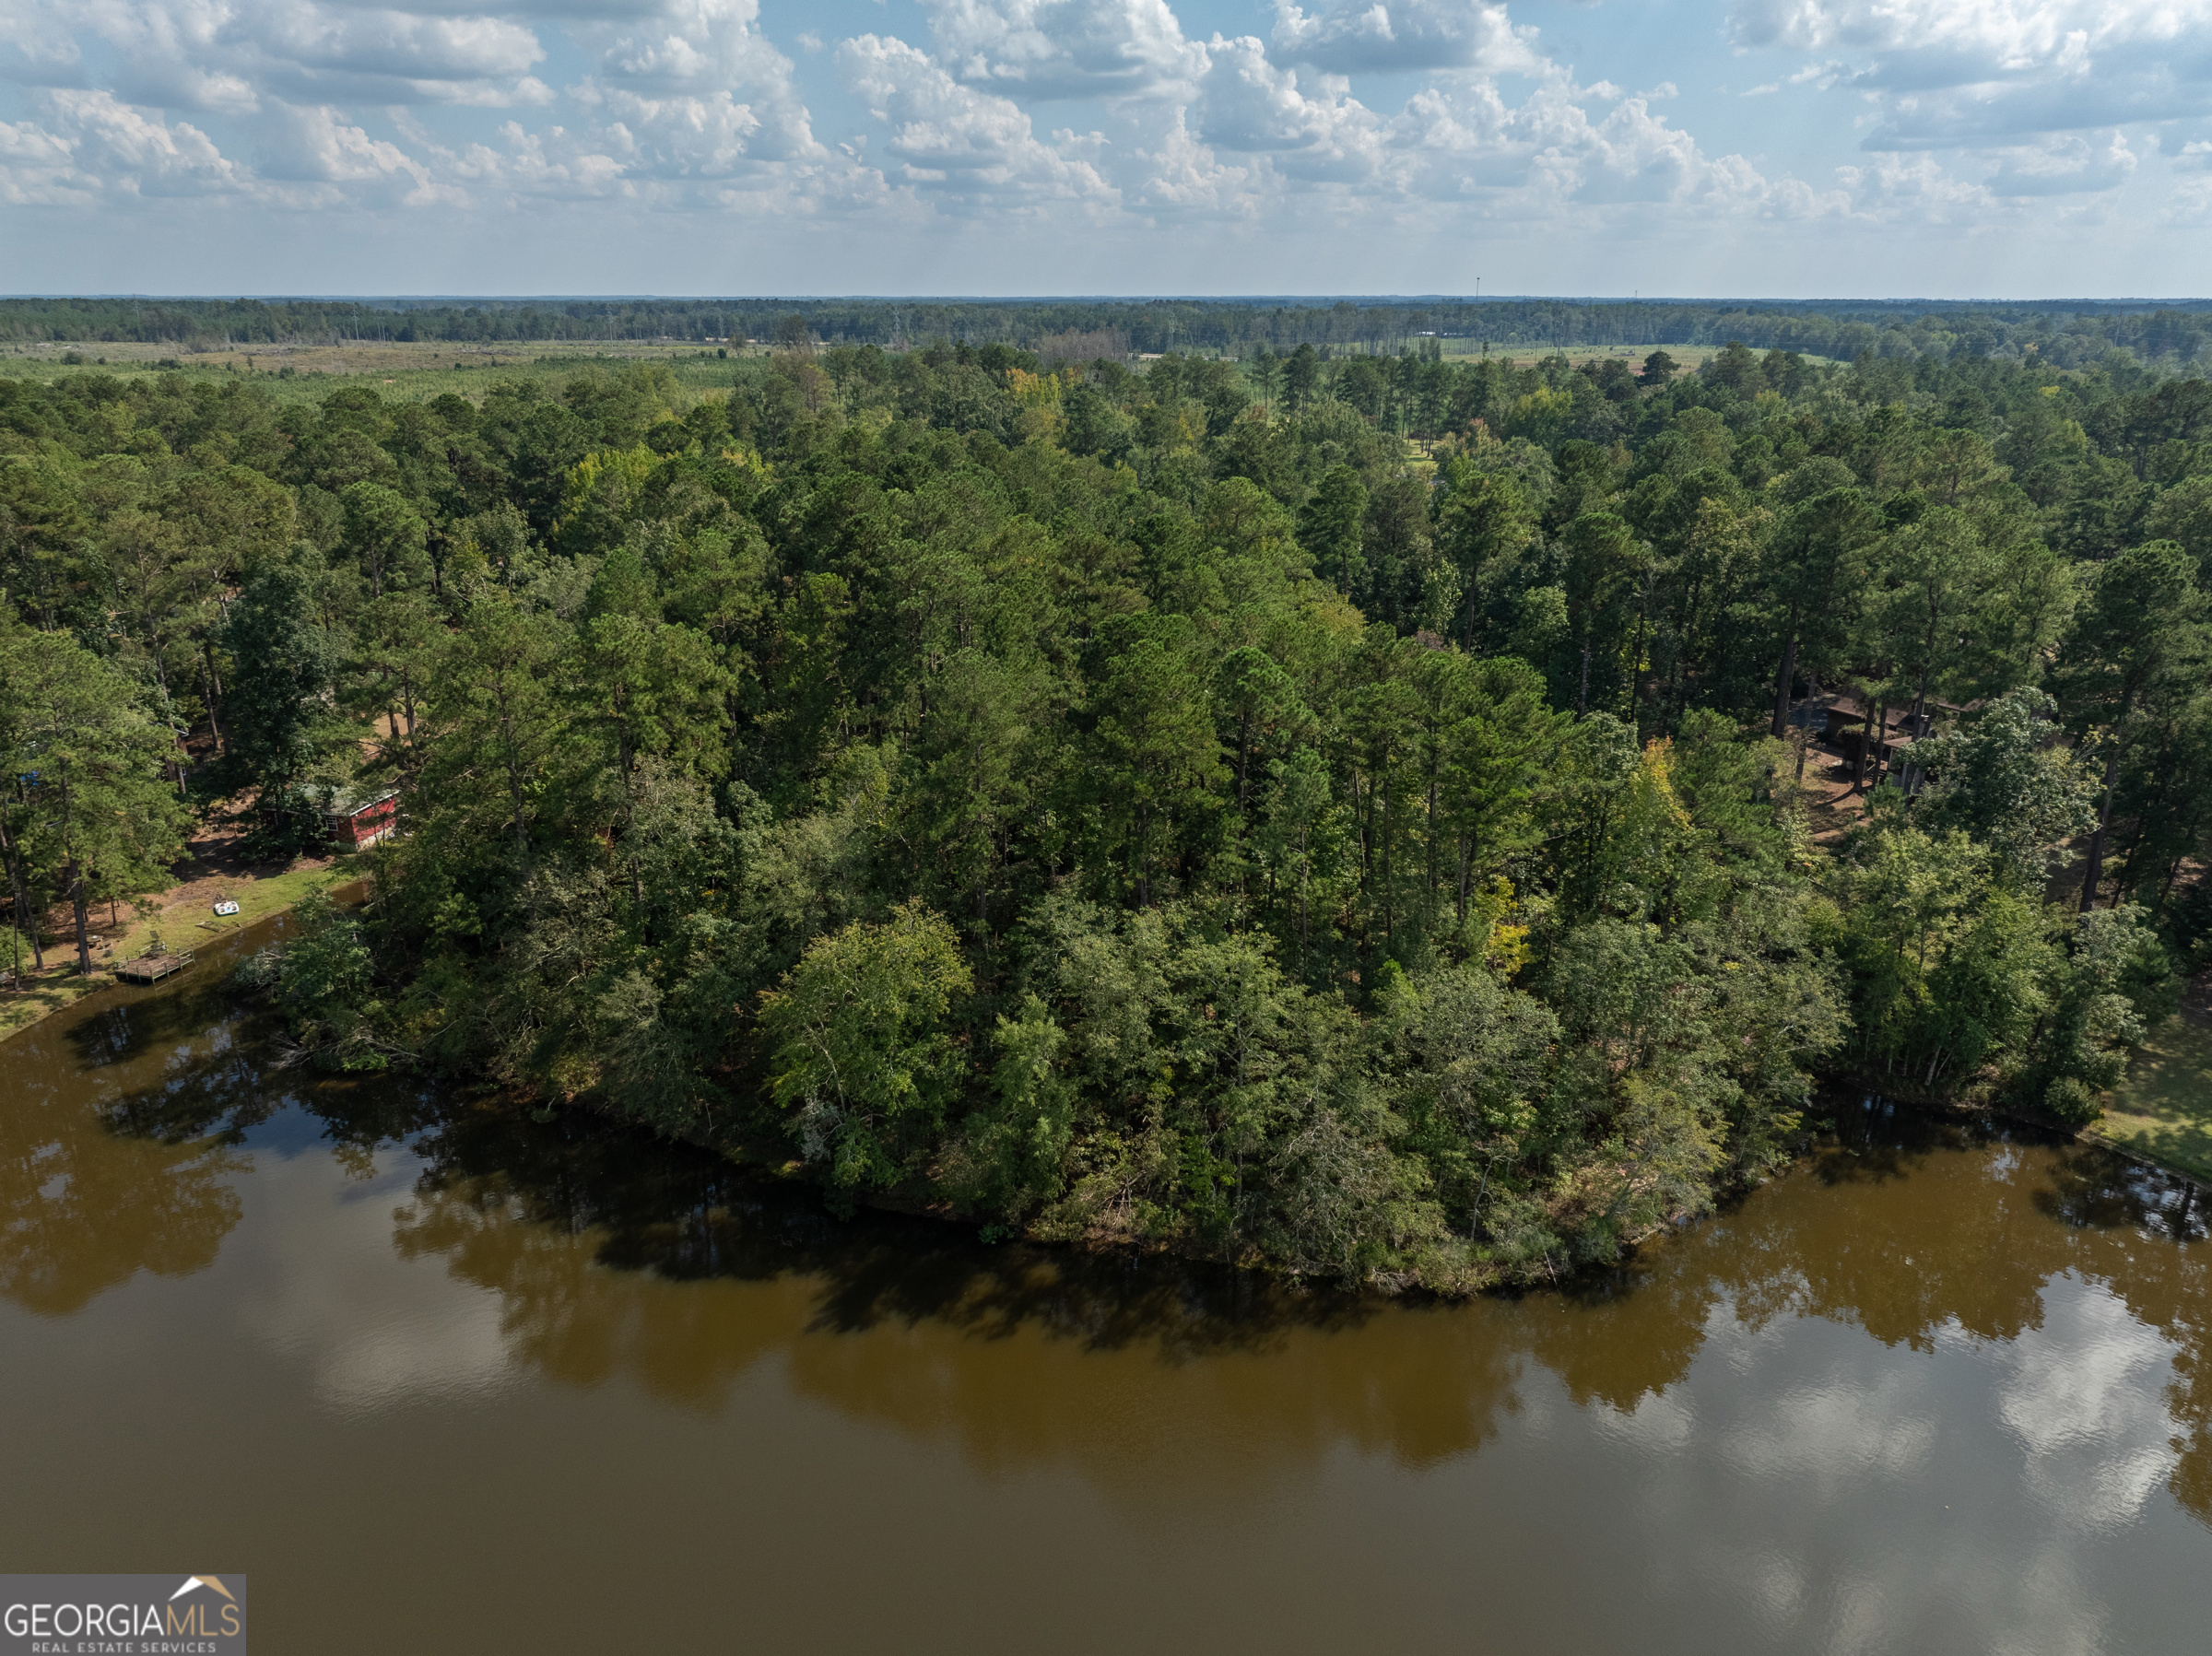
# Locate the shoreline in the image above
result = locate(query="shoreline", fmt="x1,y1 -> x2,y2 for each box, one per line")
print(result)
1841,1069 -> 2212,1196
2077,1122 -> 2212,1195
587,1078 -> 2211,1298
14,882 -> 2207,1276
1,852 -> 359,1043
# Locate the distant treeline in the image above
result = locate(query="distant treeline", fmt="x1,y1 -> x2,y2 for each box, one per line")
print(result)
7,296 -> 2212,372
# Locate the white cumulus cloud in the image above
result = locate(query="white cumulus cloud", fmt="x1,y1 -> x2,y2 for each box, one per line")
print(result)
47,88 -> 251,196
20,0 -> 555,111
1194,34 -> 1393,184
921,0 -> 1207,100
840,32 -> 1118,211
1269,0 -> 1545,76
258,100 -> 457,204
4,0 -> 2209,278
1730,0 -> 2212,150
0,112 -> 90,205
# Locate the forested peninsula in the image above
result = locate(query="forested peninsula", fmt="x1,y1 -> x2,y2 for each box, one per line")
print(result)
6,327 -> 2208,1289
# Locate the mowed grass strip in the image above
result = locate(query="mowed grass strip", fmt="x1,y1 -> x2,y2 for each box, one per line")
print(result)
2101,1008 -> 2212,1183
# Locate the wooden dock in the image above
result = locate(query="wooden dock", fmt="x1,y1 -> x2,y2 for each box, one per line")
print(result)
115,951 -> 195,985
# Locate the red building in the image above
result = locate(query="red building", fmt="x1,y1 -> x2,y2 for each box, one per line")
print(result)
320,785 -> 400,850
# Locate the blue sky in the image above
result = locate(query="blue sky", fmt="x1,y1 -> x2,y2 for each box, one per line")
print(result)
2,0 -> 2208,298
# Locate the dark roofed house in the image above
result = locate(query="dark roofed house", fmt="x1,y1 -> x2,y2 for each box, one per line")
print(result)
1806,693 -> 1970,794
1821,698 -> 1941,762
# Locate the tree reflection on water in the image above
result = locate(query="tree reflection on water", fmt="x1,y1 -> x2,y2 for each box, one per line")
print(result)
3,972 -> 265,1315
356,1091 -> 2212,1521
15,965 -> 2212,1524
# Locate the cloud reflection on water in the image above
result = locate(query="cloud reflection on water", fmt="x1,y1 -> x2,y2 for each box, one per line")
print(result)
7,956 -> 2210,1656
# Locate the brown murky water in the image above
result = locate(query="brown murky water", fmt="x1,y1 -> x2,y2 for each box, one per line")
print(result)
4,910 -> 2210,1654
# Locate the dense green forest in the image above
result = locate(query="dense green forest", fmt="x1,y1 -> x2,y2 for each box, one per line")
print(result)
9,294 -> 2212,372
6,333 -> 2210,1288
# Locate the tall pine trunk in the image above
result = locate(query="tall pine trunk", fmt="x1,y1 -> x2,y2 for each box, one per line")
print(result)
201,640 -> 225,753
67,855 -> 91,975
1853,699 -> 1884,793
1769,606 -> 1800,739
2080,745 -> 2121,912
0,816 -> 41,971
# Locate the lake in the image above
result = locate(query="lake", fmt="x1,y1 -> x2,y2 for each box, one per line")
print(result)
4,908 -> 2207,1653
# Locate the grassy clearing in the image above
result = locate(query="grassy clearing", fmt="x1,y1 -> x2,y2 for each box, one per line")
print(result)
2100,1010 -> 2212,1182
1440,342 -> 1725,368
1,336 -> 1807,406
1432,343 -> 1849,372
0,855 -> 358,1043
0,340 -> 749,408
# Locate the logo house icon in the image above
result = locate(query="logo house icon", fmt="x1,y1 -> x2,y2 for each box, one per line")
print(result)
161,1575 -> 244,1640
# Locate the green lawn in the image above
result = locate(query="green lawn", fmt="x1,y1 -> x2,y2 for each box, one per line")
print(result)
2100,1015 -> 2212,1182
0,857 -> 358,1043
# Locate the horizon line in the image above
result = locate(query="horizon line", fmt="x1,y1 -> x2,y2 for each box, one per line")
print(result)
5,293 -> 2211,308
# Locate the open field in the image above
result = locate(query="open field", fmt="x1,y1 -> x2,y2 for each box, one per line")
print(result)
1438,341 -> 1747,368
2100,978 -> 2212,1182
0,335 -> 1802,405
0,337 -> 752,406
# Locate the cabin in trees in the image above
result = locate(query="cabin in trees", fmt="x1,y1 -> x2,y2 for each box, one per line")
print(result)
318,784 -> 400,850
1821,699 -> 1934,764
